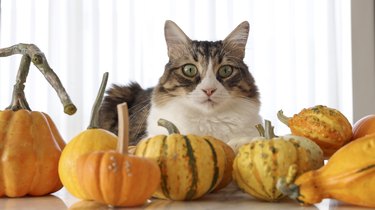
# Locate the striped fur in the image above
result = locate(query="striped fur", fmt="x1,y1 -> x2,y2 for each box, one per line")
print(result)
99,20 -> 262,147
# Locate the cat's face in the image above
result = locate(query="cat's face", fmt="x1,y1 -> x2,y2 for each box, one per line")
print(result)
153,20 -> 259,113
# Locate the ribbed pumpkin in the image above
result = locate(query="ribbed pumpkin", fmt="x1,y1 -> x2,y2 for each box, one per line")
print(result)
352,114 -> 375,139
134,119 -> 227,200
58,73 -> 117,200
232,120 -> 324,202
278,105 -> 353,157
76,103 -> 160,207
0,44 -> 76,197
0,110 -> 65,197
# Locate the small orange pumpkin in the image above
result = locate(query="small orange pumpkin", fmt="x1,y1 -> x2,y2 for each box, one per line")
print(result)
352,115 -> 375,140
76,103 -> 160,207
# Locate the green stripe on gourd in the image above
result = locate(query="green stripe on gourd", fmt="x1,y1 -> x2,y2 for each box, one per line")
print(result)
183,136 -> 198,200
204,138 -> 220,194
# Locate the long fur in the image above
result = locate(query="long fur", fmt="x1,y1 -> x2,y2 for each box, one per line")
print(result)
99,20 -> 262,149
99,83 -> 152,145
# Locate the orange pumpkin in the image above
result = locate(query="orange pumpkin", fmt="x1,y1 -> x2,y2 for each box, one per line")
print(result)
76,103 -> 160,207
0,44 -> 76,197
0,109 -> 65,197
352,115 -> 375,139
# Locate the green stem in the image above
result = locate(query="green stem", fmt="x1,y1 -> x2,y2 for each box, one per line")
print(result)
157,119 -> 180,134
277,110 -> 291,126
255,120 -> 277,139
88,72 -> 109,129
276,164 -> 299,200
255,124 -> 265,137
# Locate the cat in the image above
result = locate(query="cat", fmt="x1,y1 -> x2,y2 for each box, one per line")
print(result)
99,20 -> 262,151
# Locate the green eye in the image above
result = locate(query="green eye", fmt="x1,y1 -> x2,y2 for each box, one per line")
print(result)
182,64 -> 198,77
218,65 -> 233,78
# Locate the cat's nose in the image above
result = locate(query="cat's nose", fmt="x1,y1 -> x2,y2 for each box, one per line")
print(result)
202,88 -> 217,97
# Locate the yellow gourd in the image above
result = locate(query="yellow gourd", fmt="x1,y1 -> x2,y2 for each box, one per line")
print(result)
233,120 -> 324,201
278,133 -> 375,208
58,73 -> 117,199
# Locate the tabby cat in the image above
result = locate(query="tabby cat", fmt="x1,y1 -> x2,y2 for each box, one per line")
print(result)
99,20 -> 262,150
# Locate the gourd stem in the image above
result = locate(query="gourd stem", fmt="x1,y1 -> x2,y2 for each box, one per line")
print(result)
6,55 -> 31,111
157,119 -> 180,134
264,120 -> 277,139
117,102 -> 129,155
0,43 -> 77,115
255,120 -> 277,139
87,72 -> 109,129
277,110 -> 290,126
276,164 -> 299,200
255,124 -> 265,136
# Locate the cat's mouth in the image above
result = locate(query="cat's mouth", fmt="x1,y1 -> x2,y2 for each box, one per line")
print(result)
200,98 -> 218,108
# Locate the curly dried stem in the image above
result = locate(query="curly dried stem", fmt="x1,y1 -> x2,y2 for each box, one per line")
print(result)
0,43 -> 76,115
117,103 -> 129,155
88,72 -> 109,129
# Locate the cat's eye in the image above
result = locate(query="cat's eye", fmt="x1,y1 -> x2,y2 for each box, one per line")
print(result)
218,65 -> 233,78
182,64 -> 198,77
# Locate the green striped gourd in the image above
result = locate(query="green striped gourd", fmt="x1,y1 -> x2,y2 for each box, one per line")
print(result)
134,119 -> 226,201
232,120 -> 324,202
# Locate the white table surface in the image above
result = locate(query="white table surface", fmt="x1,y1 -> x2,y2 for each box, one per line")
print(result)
0,186 -> 369,210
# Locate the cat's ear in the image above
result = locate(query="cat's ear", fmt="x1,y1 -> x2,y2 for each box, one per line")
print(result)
164,20 -> 192,59
223,21 -> 250,59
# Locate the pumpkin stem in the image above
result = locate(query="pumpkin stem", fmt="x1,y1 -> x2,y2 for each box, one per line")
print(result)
116,102 -> 129,155
255,120 -> 277,139
255,124 -> 265,136
6,55 -> 32,111
1,43 -> 77,115
276,164 -> 299,199
157,119 -> 180,134
277,110 -> 290,126
87,72 -> 109,129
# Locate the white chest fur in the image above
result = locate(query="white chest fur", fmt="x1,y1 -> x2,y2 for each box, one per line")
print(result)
146,97 -> 262,146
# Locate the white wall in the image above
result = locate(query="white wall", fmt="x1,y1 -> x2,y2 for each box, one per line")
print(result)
351,0 -> 375,122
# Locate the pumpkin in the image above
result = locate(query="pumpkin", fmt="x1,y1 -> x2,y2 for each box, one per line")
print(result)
232,120 -> 324,202
58,72 -> 117,200
352,114 -> 375,139
134,119 -> 227,200
76,103 -> 160,207
278,133 -> 375,208
278,105 -> 353,157
0,44 -> 76,197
